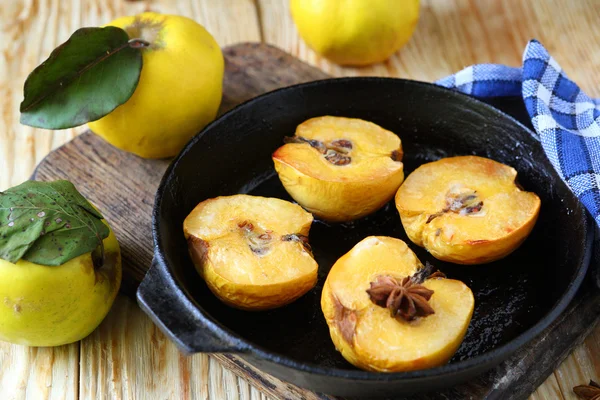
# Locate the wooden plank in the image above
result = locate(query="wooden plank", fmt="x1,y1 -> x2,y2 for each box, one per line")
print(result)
80,295 -> 207,399
554,327 -> 600,400
530,375 -> 565,400
0,0 -> 86,190
79,295 -> 281,400
0,341 -> 79,400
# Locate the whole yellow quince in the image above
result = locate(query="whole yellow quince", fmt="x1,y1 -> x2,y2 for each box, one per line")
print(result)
88,12 -> 224,158
0,225 -> 121,346
290,0 -> 420,66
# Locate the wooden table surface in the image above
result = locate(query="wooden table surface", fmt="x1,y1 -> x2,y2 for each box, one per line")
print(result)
0,1 -> 598,399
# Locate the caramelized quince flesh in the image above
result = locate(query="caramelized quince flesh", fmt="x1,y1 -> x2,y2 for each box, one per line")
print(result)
183,195 -> 318,310
321,236 -> 474,372
272,116 -> 404,222
395,156 -> 541,264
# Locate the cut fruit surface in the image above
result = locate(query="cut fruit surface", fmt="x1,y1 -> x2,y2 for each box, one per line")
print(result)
395,156 -> 541,264
273,116 -> 404,222
184,195 -> 318,310
321,236 -> 474,372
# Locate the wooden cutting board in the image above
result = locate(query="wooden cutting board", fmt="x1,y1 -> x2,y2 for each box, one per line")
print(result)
32,42 -> 600,400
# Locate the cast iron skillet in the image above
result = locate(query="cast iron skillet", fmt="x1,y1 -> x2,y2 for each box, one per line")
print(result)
137,78 -> 591,397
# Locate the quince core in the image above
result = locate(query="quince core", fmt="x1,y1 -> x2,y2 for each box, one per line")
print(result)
321,236 -> 474,372
183,195 -> 318,311
395,156 -> 541,264
273,116 -> 404,222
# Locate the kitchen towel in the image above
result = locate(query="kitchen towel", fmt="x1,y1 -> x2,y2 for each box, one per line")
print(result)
437,39 -> 600,227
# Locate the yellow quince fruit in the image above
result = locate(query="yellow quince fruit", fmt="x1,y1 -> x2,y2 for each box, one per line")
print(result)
88,12 -> 224,158
290,0 -> 420,66
0,225 -> 121,347
0,180 -> 122,347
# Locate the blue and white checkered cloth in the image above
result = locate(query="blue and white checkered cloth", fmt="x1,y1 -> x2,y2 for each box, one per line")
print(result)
437,39 -> 600,227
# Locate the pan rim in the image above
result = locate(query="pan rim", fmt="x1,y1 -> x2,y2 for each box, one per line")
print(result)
152,76 -> 592,381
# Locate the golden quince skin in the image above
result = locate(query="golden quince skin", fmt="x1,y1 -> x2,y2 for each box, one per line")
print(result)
395,156 -> 541,264
88,12 -> 224,159
321,236 -> 474,372
272,116 -> 404,222
0,224 -> 121,347
183,195 -> 318,311
290,0 -> 420,66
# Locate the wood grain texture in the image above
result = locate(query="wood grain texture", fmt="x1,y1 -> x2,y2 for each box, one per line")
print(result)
0,342 -> 79,400
79,295 -> 277,400
554,325 -> 600,400
1,1 -> 599,400
530,375 -> 565,400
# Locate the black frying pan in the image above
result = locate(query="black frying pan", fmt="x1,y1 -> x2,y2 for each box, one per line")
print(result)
137,78 -> 592,397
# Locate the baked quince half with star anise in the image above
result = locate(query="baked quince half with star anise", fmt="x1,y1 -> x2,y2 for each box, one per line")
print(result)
183,195 -> 318,310
321,236 -> 474,372
395,156 -> 541,264
272,116 -> 404,222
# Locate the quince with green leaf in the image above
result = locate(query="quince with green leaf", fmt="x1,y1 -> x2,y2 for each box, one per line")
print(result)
20,12 -> 223,159
0,180 -> 121,346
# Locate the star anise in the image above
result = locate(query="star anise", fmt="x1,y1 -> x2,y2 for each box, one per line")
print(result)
574,380 -> 600,400
367,275 -> 436,322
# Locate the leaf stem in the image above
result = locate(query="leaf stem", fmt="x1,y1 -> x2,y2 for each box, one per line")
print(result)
94,240 -> 105,271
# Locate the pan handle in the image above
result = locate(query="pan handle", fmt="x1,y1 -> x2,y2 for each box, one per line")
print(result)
137,257 -> 249,354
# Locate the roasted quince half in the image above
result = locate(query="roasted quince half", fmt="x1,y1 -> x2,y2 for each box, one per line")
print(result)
395,156 -> 541,264
321,236 -> 474,372
272,116 -> 404,222
183,195 -> 318,310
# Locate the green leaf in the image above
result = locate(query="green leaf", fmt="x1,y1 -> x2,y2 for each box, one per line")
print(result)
0,180 -> 110,266
20,26 -> 145,129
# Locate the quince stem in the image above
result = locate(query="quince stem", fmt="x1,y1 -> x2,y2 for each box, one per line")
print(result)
128,38 -> 151,49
